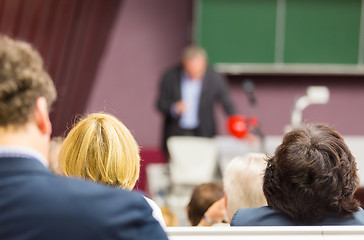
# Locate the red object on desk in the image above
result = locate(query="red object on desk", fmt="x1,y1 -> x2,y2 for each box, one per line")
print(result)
227,115 -> 248,138
248,116 -> 259,128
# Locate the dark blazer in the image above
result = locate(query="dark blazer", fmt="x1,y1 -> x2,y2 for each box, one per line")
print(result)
230,206 -> 364,226
156,64 -> 235,150
0,156 -> 168,240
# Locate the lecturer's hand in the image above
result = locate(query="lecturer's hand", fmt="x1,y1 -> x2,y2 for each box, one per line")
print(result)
173,101 -> 187,116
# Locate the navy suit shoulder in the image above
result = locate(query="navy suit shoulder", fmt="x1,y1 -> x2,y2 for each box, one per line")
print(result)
0,157 -> 168,240
231,206 -> 364,226
230,206 -> 294,226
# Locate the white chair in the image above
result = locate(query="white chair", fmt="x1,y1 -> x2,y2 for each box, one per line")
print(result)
167,136 -> 218,186
166,136 -> 219,226
146,163 -> 170,207
215,135 -> 261,173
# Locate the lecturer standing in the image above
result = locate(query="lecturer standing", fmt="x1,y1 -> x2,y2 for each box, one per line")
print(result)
156,45 -> 236,153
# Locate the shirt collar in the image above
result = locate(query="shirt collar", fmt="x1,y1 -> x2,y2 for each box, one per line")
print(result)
0,146 -> 49,167
182,72 -> 202,83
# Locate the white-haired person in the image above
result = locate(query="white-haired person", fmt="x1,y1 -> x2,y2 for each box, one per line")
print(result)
198,153 -> 267,226
59,112 -> 166,228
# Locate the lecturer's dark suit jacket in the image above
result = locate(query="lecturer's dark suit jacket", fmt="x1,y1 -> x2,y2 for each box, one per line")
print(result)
156,64 -> 235,151
0,156 -> 168,240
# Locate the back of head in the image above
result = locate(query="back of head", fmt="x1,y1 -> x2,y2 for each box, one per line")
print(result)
264,123 -> 360,224
161,206 -> 179,227
59,112 -> 140,190
224,153 -> 267,219
0,35 -> 56,127
187,182 -> 224,226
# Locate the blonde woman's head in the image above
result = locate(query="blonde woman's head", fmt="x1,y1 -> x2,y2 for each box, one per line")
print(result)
224,153 -> 267,219
59,112 -> 140,190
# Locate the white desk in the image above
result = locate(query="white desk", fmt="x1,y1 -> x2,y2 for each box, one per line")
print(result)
167,226 -> 364,240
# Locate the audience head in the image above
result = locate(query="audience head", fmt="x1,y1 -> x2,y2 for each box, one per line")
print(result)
264,123 -> 360,224
161,206 -> 179,227
187,182 -> 224,226
182,45 -> 207,80
224,153 -> 267,219
0,35 -> 56,127
0,35 -> 56,156
59,112 -> 140,190
49,136 -> 65,174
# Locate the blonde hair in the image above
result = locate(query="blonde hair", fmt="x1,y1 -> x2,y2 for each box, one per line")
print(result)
161,206 -> 179,227
223,153 -> 267,219
59,112 -> 140,190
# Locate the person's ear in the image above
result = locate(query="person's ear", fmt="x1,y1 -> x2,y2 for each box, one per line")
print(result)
34,97 -> 52,135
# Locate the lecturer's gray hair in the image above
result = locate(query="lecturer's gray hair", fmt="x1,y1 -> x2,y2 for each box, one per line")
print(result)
181,45 -> 207,60
223,153 -> 268,219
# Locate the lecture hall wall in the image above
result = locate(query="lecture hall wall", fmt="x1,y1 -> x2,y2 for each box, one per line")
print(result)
87,0 -> 364,150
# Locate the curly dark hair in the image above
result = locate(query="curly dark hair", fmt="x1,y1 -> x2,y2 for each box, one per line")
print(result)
263,123 -> 360,224
0,35 -> 56,127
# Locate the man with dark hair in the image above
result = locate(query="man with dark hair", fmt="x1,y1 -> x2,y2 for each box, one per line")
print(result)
231,123 -> 364,226
0,35 -> 168,239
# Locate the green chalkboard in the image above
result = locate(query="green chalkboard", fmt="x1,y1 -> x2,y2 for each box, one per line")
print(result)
284,0 -> 361,64
196,0 -> 363,66
197,0 -> 277,64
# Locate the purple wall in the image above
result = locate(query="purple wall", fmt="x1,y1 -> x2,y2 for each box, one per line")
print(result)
86,0 -> 193,148
217,76 -> 364,137
87,0 -> 364,149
